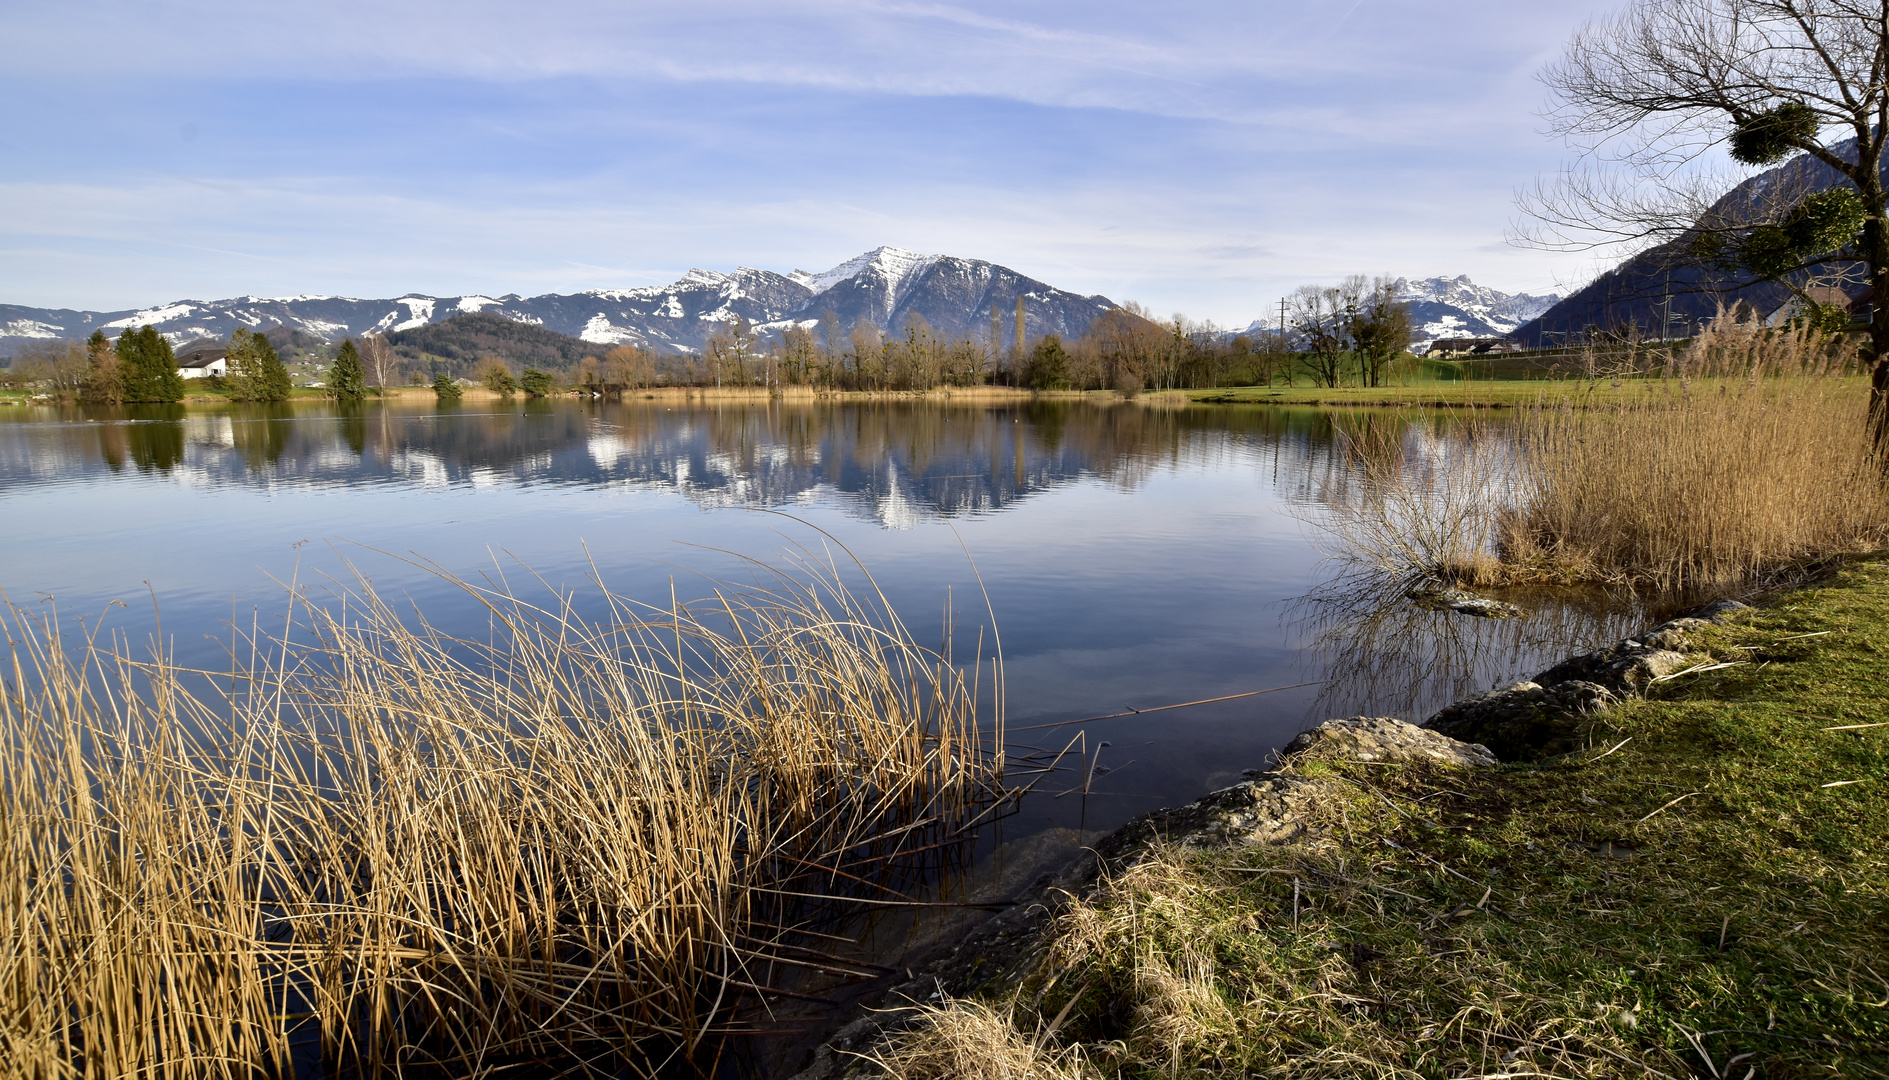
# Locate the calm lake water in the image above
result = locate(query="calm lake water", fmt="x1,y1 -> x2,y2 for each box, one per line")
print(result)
0,397 -> 1655,843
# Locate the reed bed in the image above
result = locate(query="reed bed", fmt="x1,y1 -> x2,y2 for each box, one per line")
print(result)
0,559 -> 1005,1079
1313,318 -> 1889,590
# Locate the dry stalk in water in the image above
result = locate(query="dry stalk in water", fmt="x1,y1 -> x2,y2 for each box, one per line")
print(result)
0,557 -> 1006,1079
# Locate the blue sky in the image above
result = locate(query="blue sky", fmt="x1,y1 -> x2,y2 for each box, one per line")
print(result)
2,0 -> 1618,325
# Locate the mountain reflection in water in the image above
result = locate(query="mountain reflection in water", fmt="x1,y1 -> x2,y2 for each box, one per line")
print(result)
3,399 -> 1438,527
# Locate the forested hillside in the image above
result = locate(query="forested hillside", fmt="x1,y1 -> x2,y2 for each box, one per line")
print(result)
388,313 -> 597,376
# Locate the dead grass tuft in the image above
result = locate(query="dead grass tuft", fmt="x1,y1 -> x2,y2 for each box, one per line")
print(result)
865,1000 -> 1093,1080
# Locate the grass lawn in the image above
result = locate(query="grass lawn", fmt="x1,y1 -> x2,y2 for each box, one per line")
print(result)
896,558 -> 1889,1079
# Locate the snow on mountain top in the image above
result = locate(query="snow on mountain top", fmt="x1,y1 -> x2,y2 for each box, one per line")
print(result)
1394,275 -> 1558,318
104,303 -> 197,329
791,246 -> 938,296
678,268 -> 730,288
1236,276 -> 1562,340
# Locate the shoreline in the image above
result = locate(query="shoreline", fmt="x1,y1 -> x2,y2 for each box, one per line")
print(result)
788,560 -> 1889,1078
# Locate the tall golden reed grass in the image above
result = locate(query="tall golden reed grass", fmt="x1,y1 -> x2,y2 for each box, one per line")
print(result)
0,558 -> 1005,1078
1500,318 -> 1889,589
1315,318 -> 1889,590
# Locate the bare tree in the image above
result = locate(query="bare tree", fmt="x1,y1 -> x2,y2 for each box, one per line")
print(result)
357,333 -> 401,388
1351,276 -> 1412,387
11,341 -> 89,398
1520,0 -> 1889,439
1090,304 -> 1168,392
602,345 -> 655,392
1291,280 -> 1365,388
848,324 -> 883,389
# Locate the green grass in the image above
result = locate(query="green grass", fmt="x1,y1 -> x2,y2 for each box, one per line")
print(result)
894,558 -> 1889,1078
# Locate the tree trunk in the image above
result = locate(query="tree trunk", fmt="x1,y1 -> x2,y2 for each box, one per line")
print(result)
1865,176 -> 1889,458
1873,352 -> 1889,456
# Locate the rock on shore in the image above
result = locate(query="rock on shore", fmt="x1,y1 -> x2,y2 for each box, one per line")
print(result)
1425,599 -> 1748,760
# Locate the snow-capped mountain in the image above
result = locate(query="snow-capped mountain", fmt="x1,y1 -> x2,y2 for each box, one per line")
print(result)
1236,276 -> 1560,348
1393,276 -> 1560,342
0,247 -> 1117,357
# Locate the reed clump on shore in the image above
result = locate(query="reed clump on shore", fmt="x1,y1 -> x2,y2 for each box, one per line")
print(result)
1318,317 -> 1889,590
0,561 -> 1004,1079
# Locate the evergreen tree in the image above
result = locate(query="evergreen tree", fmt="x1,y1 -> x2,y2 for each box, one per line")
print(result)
117,326 -> 184,403
519,368 -> 553,396
257,336 -> 293,402
327,340 -> 366,401
227,327 -> 261,401
432,372 -> 463,400
230,328 -> 295,402
1022,335 -> 1070,390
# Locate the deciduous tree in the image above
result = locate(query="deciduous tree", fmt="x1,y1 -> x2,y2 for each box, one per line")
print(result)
474,356 -> 517,395
1350,277 -> 1412,388
82,330 -> 124,403
1521,0 -> 1889,443
357,333 -> 401,388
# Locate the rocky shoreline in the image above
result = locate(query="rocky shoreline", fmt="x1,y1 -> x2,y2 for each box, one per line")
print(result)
785,597 -> 1754,1079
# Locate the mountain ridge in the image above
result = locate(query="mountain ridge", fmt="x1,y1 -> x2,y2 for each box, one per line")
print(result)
1511,141 -> 1880,345
0,247 -> 1116,358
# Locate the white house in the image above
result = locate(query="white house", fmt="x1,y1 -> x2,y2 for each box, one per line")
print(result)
174,341 -> 229,379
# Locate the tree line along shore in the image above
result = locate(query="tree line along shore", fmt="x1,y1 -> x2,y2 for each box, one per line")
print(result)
0,277 -> 1537,404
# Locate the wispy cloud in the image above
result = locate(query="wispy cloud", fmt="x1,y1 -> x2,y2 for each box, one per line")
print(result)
2,0 -> 1617,320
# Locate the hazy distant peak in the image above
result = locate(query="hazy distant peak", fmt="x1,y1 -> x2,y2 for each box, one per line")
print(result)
677,268 -> 731,288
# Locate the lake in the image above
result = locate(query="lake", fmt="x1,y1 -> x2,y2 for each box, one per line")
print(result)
0,396 -> 1654,844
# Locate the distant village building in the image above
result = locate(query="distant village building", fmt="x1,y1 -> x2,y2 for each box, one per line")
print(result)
174,340 -> 229,379
1425,337 -> 1519,357
1761,285 -> 1874,328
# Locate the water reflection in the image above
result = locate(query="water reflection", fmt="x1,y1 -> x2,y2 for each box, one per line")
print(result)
0,396 -> 1667,764
1287,572 -> 1651,723
3,399 -> 1424,528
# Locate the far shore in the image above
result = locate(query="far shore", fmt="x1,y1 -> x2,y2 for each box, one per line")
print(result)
4,374 -> 1873,410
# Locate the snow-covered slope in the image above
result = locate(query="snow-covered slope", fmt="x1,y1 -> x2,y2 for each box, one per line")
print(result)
1394,276 -> 1559,343
1,247 -> 1116,358
1236,276 -> 1560,348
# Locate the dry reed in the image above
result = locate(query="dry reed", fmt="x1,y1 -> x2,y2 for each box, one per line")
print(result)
1499,318 -> 1888,588
0,557 -> 1004,1078
1311,318 -> 1889,590
1308,412 -> 1514,585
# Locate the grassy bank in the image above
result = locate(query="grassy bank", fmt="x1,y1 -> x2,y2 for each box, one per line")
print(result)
880,558 -> 1889,1079
1,565 -> 1004,1079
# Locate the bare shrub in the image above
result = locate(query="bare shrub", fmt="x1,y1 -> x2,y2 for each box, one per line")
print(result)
1306,412 -> 1514,586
